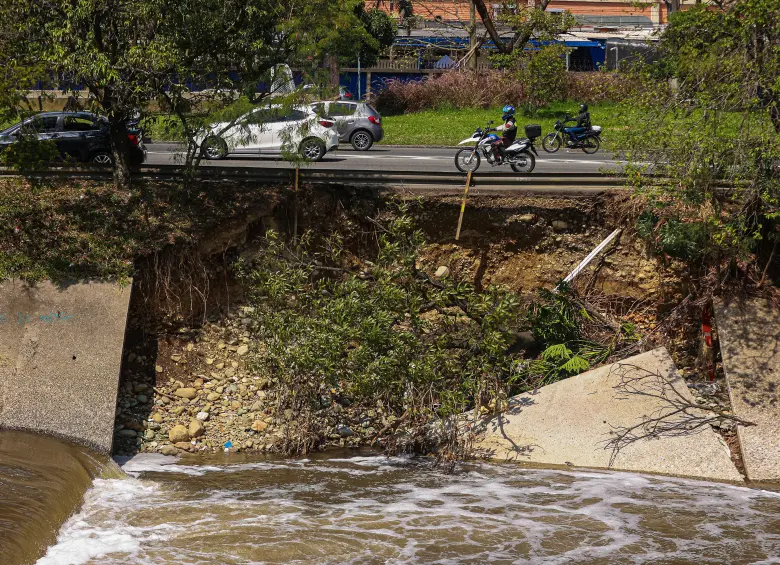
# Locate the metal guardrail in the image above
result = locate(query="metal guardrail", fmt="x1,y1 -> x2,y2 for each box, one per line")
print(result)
0,164 -> 628,191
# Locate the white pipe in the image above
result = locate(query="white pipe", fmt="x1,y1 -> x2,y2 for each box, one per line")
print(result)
556,228 -> 622,291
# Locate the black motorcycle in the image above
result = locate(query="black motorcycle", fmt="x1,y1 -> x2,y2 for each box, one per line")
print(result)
542,114 -> 601,154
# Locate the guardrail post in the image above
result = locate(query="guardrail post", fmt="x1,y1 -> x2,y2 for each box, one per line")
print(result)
455,170 -> 472,241
293,167 -> 300,245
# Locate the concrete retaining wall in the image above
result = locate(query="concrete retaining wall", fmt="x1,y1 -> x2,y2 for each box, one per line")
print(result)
0,280 -> 131,453
716,298 -> 780,482
474,348 -> 743,482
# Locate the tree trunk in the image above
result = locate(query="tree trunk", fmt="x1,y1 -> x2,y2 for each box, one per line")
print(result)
108,118 -> 132,190
468,1 -> 478,71
328,55 -> 340,88
472,0 -> 509,54
511,0 -> 551,52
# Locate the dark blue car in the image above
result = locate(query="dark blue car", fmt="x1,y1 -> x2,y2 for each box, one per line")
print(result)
0,111 -> 146,165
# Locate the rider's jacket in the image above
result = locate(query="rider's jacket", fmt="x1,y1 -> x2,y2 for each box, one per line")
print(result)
496,117 -> 518,144
575,111 -> 591,129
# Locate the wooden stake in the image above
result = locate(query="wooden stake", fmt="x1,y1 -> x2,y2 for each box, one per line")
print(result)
757,236 -> 778,289
455,170 -> 472,241
293,167 -> 299,245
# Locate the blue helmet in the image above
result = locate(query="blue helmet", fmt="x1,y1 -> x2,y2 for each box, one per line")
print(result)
502,105 -> 515,121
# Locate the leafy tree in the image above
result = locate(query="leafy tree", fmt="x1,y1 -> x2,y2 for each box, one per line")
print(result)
619,0 -> 780,282
474,0 -> 576,55
0,0 -> 367,187
356,5 -> 398,67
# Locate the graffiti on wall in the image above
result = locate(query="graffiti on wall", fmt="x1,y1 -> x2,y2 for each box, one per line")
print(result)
0,312 -> 77,325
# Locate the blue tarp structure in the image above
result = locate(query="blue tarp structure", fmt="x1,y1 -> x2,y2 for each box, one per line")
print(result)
433,55 -> 456,69
391,36 -> 604,50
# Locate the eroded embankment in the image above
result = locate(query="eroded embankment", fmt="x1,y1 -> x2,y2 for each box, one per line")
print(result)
109,185 -> 707,458
0,176 -> 729,460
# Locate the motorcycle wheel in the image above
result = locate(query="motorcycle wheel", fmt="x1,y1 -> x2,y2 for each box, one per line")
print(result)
510,151 -> 535,173
455,148 -> 481,173
581,136 -> 600,154
542,133 -> 561,153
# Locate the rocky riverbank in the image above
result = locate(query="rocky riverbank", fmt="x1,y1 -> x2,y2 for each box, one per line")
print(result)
113,310 -> 387,456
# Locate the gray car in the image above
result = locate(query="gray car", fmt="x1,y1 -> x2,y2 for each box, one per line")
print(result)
311,101 -> 384,151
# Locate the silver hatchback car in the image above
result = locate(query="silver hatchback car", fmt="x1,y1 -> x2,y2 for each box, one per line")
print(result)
311,101 -> 384,151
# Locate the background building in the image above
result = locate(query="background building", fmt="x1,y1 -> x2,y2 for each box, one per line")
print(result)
341,1 -> 700,97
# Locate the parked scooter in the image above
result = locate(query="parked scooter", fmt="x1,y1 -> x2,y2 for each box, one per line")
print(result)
455,122 -> 541,173
542,115 -> 601,154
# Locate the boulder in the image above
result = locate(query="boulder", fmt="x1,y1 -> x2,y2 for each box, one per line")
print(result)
160,444 -> 179,456
251,420 -> 269,432
174,387 -> 197,399
188,419 -> 205,438
168,424 -> 190,443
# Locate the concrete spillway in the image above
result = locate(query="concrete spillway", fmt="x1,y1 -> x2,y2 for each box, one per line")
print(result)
0,280 -> 131,453
474,348 -> 743,482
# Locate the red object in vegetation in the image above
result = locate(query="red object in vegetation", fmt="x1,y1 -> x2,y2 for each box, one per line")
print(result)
702,307 -> 715,382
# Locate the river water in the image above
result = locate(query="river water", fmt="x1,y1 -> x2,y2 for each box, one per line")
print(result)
3,432 -> 780,565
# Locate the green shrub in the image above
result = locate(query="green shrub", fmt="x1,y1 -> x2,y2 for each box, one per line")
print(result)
236,205 -> 524,453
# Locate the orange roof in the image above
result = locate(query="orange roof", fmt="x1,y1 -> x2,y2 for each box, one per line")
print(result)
377,1 -> 665,23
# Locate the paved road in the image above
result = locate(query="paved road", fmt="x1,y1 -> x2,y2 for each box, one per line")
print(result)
145,143 -> 624,174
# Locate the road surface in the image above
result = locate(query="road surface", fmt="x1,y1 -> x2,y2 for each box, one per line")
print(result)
145,143 -> 624,174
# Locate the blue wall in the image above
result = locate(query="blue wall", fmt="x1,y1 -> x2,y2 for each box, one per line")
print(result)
341,72 -> 427,98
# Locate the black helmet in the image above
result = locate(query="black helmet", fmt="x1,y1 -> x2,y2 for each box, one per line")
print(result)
579,103 -> 588,113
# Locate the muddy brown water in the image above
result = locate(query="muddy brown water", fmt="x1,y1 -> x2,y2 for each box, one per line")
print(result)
2,431 -> 780,565
0,431 -> 111,565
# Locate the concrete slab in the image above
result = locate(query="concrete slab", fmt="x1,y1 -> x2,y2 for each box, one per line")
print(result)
0,280 -> 132,453
715,298 -> 780,482
474,348 -> 743,482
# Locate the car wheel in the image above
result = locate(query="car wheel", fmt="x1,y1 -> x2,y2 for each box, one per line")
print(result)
201,136 -> 228,160
350,130 -> 373,151
91,152 -> 113,165
300,138 -> 326,162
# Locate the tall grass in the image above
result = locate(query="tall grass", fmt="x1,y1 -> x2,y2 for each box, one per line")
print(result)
373,70 -> 638,115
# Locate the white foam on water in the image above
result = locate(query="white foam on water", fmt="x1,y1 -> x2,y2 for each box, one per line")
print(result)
36,527 -> 140,565
119,452 -> 414,478
35,478 -> 178,565
37,456 -> 780,565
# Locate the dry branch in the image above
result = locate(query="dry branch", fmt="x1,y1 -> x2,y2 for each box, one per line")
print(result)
602,361 -> 754,466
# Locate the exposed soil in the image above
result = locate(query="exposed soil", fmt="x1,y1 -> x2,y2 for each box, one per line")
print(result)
113,186 -> 732,459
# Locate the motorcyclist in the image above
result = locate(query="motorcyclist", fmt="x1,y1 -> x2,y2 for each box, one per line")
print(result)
492,104 -> 517,163
564,104 -> 591,146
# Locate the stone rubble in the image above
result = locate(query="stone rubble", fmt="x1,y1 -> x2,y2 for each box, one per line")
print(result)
113,312 -> 385,456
